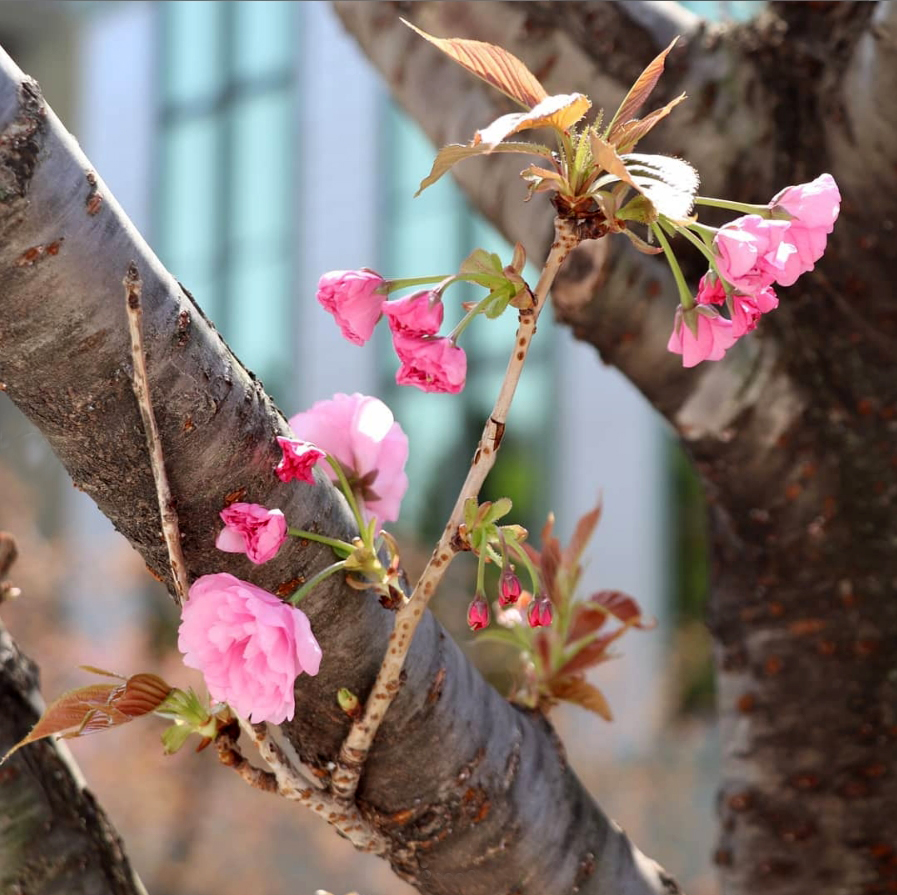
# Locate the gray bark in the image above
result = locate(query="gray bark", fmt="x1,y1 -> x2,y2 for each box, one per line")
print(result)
333,3 -> 897,895
0,36 -> 677,895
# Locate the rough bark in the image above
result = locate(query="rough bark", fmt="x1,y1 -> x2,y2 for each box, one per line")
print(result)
333,3 -> 897,895
0,532 -> 146,895
0,40 -> 678,895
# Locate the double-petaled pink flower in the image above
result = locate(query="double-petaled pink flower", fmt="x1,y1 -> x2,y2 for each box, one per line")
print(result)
317,269 -> 385,346
394,334 -> 467,394
275,437 -> 324,484
215,502 -> 287,565
289,392 -> 409,524
383,290 -> 444,338
178,573 -> 322,725
667,305 -> 737,368
713,215 -> 795,295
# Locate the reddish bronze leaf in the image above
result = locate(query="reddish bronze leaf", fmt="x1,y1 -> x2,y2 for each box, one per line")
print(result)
612,93 -> 687,152
588,589 -> 652,628
550,676 -> 613,721
474,93 -> 591,147
606,38 -> 679,142
556,629 -> 625,678
403,20 -> 548,109
565,499 -> 603,567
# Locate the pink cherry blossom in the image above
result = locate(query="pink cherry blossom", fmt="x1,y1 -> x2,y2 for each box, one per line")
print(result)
667,306 -> 738,368
215,502 -> 287,565
467,595 -> 490,631
178,573 -> 322,725
713,215 -> 795,294
316,269 -> 385,345
694,273 -> 779,339
289,393 -> 408,524
383,290 -> 444,337
498,568 -> 522,607
770,174 -> 841,286
275,437 -> 324,484
394,334 -> 467,394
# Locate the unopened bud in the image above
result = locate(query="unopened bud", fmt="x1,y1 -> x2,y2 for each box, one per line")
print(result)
337,688 -> 362,719
527,595 -> 553,628
467,594 -> 490,631
498,567 -> 522,607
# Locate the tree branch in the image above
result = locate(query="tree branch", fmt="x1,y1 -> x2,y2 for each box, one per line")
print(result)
0,43 -> 676,895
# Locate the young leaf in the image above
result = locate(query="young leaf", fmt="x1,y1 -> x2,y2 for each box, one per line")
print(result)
2,672 -> 173,762
564,500 -> 603,568
416,141 -> 553,196
587,589 -> 653,628
605,38 -> 679,142
474,93 -> 592,149
550,676 -> 613,721
612,93 -> 687,153
403,20 -> 548,109
555,629 -> 626,678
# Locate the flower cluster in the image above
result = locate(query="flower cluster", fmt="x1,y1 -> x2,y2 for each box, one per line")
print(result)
178,391 -> 409,725
668,174 -> 840,367
316,272 -> 467,394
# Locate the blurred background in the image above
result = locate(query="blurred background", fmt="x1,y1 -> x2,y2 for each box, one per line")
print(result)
0,2 -> 762,893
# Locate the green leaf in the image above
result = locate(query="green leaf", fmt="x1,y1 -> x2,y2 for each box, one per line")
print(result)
161,722 -> 194,755
416,141 -> 552,196
483,496 -> 513,524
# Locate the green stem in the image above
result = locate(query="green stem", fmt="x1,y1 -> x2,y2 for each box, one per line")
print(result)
382,274 -> 450,294
475,540 -> 488,599
325,454 -> 366,534
288,528 -> 354,558
447,298 -> 488,343
694,195 -> 769,217
289,560 -> 348,605
650,222 -> 694,310
506,539 -> 541,594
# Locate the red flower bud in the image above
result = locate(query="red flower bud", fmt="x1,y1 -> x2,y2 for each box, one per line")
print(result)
467,595 -> 490,631
498,568 -> 522,607
527,595 -> 553,628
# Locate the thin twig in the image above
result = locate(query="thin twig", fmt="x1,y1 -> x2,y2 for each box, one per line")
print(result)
124,263 -> 189,605
236,719 -> 388,854
330,217 -> 579,802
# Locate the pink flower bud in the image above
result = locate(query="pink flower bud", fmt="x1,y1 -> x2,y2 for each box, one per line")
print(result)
498,568 -> 522,607
316,269 -> 385,345
178,574 -> 322,725
216,502 -> 287,565
467,595 -> 490,631
393,334 -> 467,394
383,290 -> 444,338
770,173 -> 841,286
667,305 -> 738,368
527,595 -> 553,628
275,437 -> 325,484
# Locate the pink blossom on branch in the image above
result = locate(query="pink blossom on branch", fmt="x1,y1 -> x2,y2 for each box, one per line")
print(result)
383,290 -> 444,337
467,595 -> 490,631
667,305 -> 738,368
713,215 -> 795,294
289,392 -> 409,524
215,502 -> 287,565
770,173 -> 841,286
316,269 -> 385,345
275,437 -> 325,484
394,334 -> 467,394
178,574 -> 322,725
694,272 -> 779,339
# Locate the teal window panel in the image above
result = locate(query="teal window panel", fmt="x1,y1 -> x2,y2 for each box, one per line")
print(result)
162,1 -> 225,106
233,1 -> 294,82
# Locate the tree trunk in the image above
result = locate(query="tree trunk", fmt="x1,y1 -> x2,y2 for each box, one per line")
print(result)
0,39 -> 679,895
333,3 -> 897,895
0,538 -> 145,895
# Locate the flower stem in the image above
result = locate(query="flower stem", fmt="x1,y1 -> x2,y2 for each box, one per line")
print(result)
325,454 -> 366,535
650,222 -> 694,310
694,195 -> 769,216
289,560 -> 347,605
447,297 -> 488,343
329,217 -> 578,804
288,528 -> 354,558
382,274 -> 449,294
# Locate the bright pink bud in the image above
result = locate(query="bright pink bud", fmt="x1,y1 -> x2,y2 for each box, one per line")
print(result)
713,215 -> 795,294
394,334 -> 467,394
216,502 -> 287,565
316,269 -> 385,345
770,174 -> 841,286
527,595 -> 553,628
275,436 -> 325,484
467,595 -> 490,631
667,305 -> 738,368
694,272 -> 726,306
383,290 -> 444,338
730,286 -> 778,338
498,568 -> 522,607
